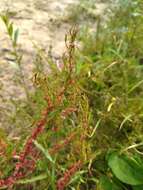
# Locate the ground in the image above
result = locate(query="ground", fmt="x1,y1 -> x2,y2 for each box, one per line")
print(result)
0,0 -> 107,130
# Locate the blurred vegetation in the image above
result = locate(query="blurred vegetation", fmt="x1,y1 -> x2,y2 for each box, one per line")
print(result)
0,0 -> 143,189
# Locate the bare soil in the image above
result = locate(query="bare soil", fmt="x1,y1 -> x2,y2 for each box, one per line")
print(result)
0,0 -> 107,131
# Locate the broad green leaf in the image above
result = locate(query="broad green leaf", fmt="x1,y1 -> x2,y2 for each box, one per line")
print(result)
132,154 -> 143,168
108,152 -> 143,185
99,176 -> 112,190
33,140 -> 54,163
99,176 -> 122,190
132,185 -> 143,190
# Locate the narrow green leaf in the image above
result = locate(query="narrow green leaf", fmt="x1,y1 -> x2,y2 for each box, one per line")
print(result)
119,114 -> 132,130
17,173 -> 47,184
34,140 -> 54,163
1,15 -> 9,26
8,23 -> 13,37
128,80 -> 143,94
13,28 -> 19,46
8,61 -> 19,70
